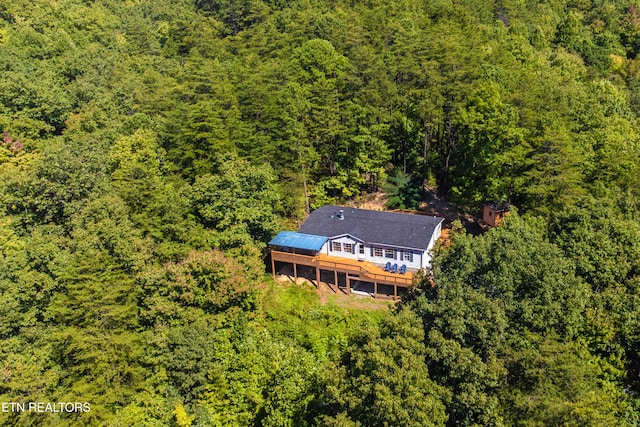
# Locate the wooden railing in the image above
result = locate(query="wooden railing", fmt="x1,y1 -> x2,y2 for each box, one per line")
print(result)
271,251 -> 414,287
271,251 -> 316,266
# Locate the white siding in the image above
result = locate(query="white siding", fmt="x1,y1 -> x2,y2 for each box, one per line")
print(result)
434,223 -> 442,240
324,234 -> 425,270
327,235 -> 361,260
319,241 -> 329,255
420,222 -> 441,268
421,250 -> 431,269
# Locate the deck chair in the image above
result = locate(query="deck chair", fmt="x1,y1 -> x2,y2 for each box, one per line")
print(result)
390,263 -> 398,273
399,265 -> 407,274
383,262 -> 392,271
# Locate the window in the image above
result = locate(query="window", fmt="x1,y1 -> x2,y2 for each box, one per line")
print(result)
343,243 -> 353,254
358,245 -> 365,254
332,242 -> 342,252
403,251 -> 413,262
385,249 -> 395,259
373,247 -> 383,257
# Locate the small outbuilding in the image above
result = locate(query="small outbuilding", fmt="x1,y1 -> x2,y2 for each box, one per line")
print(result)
482,202 -> 511,227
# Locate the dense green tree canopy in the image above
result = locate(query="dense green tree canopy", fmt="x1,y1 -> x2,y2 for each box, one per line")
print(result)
1,0 -> 640,425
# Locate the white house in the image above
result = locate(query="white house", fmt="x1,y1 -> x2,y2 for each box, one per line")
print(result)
295,205 -> 443,270
269,206 -> 444,298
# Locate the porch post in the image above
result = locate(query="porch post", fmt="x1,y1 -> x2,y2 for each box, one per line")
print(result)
271,253 -> 276,280
293,262 -> 297,280
346,276 -> 351,295
315,267 -> 320,288
394,284 -> 398,299
374,282 -> 378,298
334,270 -> 338,291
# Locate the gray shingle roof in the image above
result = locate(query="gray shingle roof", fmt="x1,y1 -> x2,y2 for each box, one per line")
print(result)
298,205 -> 444,250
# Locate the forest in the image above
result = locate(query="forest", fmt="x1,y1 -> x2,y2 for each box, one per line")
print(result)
1,0 -> 640,425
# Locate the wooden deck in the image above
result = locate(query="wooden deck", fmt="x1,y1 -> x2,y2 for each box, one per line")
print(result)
316,254 -> 414,286
270,250 -> 416,299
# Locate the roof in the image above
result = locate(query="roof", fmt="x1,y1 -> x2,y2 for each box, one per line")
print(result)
298,205 -> 444,250
268,231 -> 328,251
484,202 -> 511,213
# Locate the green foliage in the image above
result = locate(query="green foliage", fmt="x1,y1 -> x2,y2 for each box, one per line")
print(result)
141,250 -> 260,326
549,201 -> 640,292
195,0 -> 269,35
409,277 -> 508,425
384,169 -> 423,210
500,333 -> 627,426
261,282 -> 390,359
1,0 -> 640,425
432,214 -> 590,338
2,138 -> 109,228
109,129 -> 166,217
189,155 -> 280,246
311,309 -> 449,426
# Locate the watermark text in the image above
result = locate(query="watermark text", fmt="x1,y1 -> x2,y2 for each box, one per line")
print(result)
1,402 -> 90,413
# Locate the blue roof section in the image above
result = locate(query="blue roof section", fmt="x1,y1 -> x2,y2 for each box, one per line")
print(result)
269,231 -> 328,251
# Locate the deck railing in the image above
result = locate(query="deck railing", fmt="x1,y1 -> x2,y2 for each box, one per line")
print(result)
271,251 -> 414,287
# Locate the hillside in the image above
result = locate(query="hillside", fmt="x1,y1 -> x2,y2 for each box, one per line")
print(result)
1,0 -> 640,425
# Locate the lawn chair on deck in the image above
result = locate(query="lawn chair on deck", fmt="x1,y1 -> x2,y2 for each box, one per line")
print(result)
399,265 -> 407,274
383,262 -> 392,271
390,263 -> 398,273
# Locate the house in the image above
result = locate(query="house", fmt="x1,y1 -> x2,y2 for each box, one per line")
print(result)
269,205 -> 445,299
482,202 -> 510,227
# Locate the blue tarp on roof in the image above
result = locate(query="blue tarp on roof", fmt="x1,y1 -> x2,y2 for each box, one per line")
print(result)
269,231 -> 328,251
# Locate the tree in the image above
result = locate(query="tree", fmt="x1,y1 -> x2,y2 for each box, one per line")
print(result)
549,200 -> 640,292
109,129 -> 166,218
195,0 -> 269,35
39,254 -> 144,424
499,332 -> 628,426
3,138 -> 109,228
189,155 -> 280,247
311,309 -> 448,426
289,39 -> 352,200
432,214 -> 590,338
140,249 -> 260,327
164,55 -> 247,179
409,276 -> 508,426
384,169 -> 423,210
